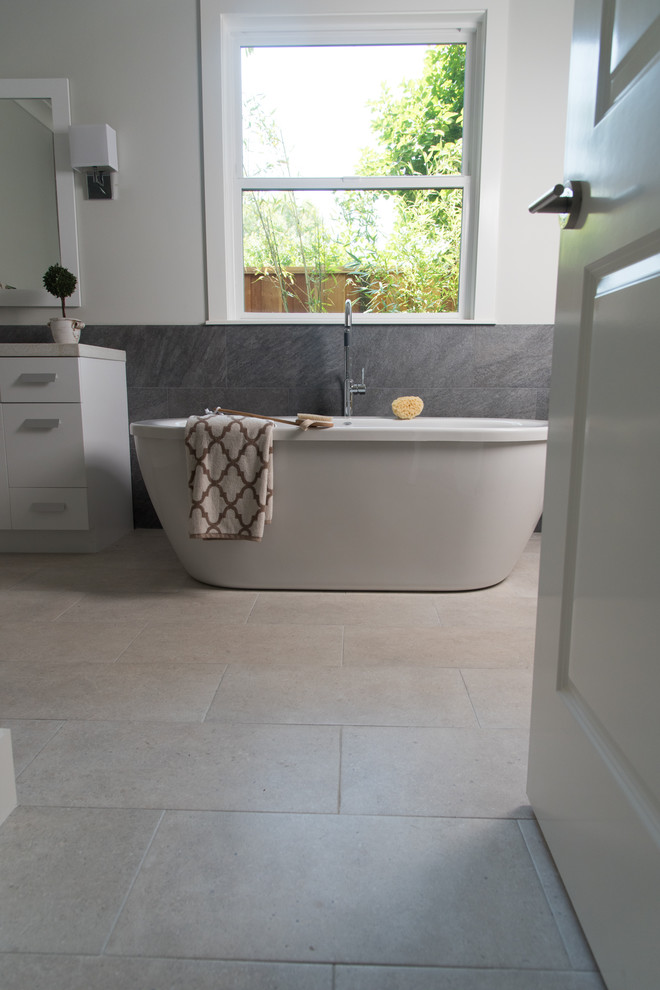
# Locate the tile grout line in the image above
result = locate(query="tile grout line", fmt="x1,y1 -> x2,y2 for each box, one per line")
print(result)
200,665 -> 230,722
245,593 -> 261,624
337,726 -> 343,814
459,669 -> 482,728
14,720 -> 68,782
111,622 -> 152,663
100,809 -> 166,956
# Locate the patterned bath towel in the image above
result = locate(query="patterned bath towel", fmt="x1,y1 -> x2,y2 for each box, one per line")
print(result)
184,414 -> 274,540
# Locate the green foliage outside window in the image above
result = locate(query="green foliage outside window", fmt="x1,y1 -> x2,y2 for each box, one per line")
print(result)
242,45 -> 466,314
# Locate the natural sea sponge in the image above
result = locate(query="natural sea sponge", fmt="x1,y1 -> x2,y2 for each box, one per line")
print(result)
391,396 -> 424,420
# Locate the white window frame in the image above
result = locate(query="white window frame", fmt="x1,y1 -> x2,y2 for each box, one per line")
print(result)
200,6 -> 487,324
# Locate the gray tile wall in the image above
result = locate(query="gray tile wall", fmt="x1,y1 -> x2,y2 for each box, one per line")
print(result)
0,324 -> 553,526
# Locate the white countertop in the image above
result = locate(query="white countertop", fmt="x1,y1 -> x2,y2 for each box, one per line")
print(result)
0,343 -> 126,361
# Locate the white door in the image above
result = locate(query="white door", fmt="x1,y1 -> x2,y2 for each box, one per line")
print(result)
527,1 -> 660,988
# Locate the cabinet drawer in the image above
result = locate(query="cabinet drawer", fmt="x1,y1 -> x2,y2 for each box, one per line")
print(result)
9,488 -> 89,530
0,358 -> 81,403
3,404 -> 86,487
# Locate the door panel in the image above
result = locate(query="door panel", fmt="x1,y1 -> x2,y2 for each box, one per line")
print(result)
567,264 -> 660,804
527,0 -> 660,986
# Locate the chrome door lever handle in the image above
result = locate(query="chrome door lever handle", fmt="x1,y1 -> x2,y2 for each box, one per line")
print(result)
529,180 -> 584,228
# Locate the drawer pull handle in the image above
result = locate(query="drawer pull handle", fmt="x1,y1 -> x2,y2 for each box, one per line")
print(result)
23,418 -> 61,430
30,502 -> 68,513
17,373 -> 58,384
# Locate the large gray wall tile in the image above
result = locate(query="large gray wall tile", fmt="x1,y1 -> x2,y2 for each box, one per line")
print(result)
474,325 -> 553,388
353,325 -> 476,387
226,325 -> 343,386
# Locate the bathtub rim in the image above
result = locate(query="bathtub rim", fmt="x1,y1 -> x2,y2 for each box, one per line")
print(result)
130,416 -> 548,444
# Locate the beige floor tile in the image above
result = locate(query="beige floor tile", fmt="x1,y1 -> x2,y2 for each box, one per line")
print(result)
0,661 -> 225,722
461,669 -> 533,728
205,665 -> 477,727
0,588 -> 85,621
0,557 -> 56,589
1,532 -> 600,989
51,594 -> 178,624
343,625 -> 535,668
485,554 -> 541,598
0,956 -> 333,990
434,595 -> 538,628
118,588 -> 259,623
0,806 -> 161,954
54,590 -> 256,625
340,726 -> 532,818
106,811 -> 569,968
0,719 -> 64,774
18,720 -> 340,813
523,533 -> 542,554
118,622 -> 343,666
519,819 -> 600,972
0,620 -> 145,663
334,967 -> 606,989
248,592 -> 440,626
12,564 -> 192,595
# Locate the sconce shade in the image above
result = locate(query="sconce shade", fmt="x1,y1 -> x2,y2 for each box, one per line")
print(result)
69,124 -> 118,172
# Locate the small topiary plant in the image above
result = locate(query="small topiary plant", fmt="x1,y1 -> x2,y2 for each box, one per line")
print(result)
43,264 -> 77,318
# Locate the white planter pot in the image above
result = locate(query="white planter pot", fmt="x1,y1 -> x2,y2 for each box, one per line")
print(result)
48,318 -> 85,344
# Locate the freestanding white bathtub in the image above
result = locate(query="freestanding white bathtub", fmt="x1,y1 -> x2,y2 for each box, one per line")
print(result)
130,417 -> 547,591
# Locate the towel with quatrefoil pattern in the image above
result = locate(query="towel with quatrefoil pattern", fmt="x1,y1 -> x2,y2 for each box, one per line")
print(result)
184,414 -> 273,540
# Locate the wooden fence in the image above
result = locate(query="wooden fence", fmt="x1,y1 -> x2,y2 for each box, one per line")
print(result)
244,268 -> 360,314
243,267 -> 456,314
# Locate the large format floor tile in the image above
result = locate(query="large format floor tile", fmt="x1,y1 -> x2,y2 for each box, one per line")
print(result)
0,662 -> 225,721
0,719 -> 64,774
8,561 -> 192,595
433,594 -> 538,628
118,621 -> 343,666
0,807 -> 160,954
55,590 -> 257,625
518,819 -> 600,972
0,555 -> 60,589
0,531 -> 606,988
17,720 -> 341,812
340,726 -> 532,818
205,665 -> 477,726
0,620 -> 145,663
461,668 -> 534,728
334,967 -> 606,989
343,625 -> 535,668
0,955 -> 333,990
248,592 -> 440,627
0,588 -> 84,621
106,811 -> 571,968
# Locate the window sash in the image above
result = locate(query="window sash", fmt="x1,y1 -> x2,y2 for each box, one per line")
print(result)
201,6 -> 485,323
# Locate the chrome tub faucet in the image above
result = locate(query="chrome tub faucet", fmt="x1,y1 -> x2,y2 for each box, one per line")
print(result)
343,299 -> 366,418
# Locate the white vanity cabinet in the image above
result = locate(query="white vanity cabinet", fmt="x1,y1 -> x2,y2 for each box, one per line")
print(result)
0,344 -> 133,551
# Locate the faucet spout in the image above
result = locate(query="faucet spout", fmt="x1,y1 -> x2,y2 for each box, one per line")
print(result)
342,299 -> 365,418
344,299 -> 352,330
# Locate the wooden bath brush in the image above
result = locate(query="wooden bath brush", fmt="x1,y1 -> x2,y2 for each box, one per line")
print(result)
214,407 -> 333,429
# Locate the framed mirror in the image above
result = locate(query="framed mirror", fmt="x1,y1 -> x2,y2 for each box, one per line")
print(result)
0,78 -> 80,307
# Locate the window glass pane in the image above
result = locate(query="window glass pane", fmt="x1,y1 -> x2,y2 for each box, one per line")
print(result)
241,44 -> 465,178
243,188 -> 462,314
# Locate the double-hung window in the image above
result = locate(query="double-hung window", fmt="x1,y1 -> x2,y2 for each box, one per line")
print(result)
200,9 -> 485,323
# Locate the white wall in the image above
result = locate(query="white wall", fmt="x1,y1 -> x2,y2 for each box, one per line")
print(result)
496,0 -> 574,322
0,0 -> 573,326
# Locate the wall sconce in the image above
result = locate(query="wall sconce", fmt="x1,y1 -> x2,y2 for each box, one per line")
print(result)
69,124 -> 118,199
